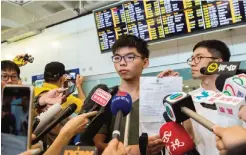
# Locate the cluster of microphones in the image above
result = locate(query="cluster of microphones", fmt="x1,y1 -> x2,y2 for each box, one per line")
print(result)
31,61 -> 245,155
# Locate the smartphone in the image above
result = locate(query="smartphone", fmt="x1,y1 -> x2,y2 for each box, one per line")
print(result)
1,85 -> 33,155
64,82 -> 76,97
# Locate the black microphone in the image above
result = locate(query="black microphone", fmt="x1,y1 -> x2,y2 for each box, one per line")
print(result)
32,103 -> 77,144
200,61 -> 245,75
139,133 -> 148,155
215,74 -> 232,91
79,85 -> 118,145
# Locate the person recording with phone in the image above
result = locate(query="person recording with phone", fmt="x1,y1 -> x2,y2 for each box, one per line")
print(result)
34,62 -> 86,146
34,62 -> 85,113
13,54 -> 34,67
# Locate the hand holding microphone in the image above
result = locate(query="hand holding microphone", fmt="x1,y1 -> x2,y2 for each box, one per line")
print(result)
111,91 -> 132,139
43,111 -> 98,155
59,111 -> 98,139
147,135 -> 163,155
102,138 -> 128,155
213,125 -> 246,155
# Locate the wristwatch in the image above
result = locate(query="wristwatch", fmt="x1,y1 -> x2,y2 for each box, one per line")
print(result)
34,90 -> 49,110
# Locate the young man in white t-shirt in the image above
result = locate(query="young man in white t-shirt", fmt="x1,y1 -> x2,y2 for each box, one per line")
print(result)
159,40 -> 243,155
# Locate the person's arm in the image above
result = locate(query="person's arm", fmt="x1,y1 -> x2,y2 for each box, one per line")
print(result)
13,54 -> 32,67
75,74 -> 86,103
43,131 -> 71,155
94,134 -> 108,154
125,145 -> 140,155
44,111 -> 98,155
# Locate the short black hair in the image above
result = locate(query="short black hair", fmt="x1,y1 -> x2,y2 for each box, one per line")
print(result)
1,60 -> 20,78
193,40 -> 231,61
112,34 -> 150,58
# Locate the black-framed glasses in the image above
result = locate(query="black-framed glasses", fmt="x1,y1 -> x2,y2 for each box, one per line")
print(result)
187,56 -> 219,66
112,54 -> 143,63
1,75 -> 19,81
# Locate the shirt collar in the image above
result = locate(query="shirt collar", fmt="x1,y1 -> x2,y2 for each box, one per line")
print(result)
42,82 -> 59,89
199,83 -> 220,92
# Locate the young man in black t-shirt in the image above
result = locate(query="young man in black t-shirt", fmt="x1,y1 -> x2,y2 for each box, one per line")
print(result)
93,35 -> 163,155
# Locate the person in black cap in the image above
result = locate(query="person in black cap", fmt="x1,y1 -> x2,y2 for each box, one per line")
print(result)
35,61 -> 85,113
34,62 -> 85,146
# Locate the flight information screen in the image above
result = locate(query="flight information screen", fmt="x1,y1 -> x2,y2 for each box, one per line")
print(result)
95,0 -> 246,52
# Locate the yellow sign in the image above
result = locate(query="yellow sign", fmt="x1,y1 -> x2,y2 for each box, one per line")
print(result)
207,63 -> 218,73
63,146 -> 96,155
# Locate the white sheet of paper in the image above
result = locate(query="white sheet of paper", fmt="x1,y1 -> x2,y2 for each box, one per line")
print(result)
139,77 -> 183,135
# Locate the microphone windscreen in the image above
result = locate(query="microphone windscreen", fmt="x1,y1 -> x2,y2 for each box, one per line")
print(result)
200,67 -> 207,75
215,74 -> 232,91
159,122 -> 194,155
111,91 -> 132,116
81,84 -> 109,113
69,103 -> 77,112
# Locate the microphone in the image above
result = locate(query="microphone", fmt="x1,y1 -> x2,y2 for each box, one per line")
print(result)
32,103 -> 77,144
200,61 -> 245,75
216,74 -> 246,98
79,85 -> 118,145
214,95 -> 245,119
159,122 -> 197,155
164,92 -> 215,131
192,90 -> 246,119
111,91 -> 132,139
163,111 -> 173,122
192,90 -> 224,110
139,133 -> 148,155
33,103 -> 63,135
80,84 -> 112,114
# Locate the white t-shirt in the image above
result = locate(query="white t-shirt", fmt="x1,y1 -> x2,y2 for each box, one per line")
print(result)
189,86 -> 243,155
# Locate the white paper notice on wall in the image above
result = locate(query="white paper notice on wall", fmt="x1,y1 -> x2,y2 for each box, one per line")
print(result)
139,77 -> 182,135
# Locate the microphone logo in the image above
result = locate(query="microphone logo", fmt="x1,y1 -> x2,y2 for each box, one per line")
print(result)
164,103 -> 176,122
170,93 -> 183,100
166,92 -> 187,103
232,75 -> 246,88
162,131 -> 172,143
91,88 -> 112,106
223,84 -> 236,96
207,62 -> 218,73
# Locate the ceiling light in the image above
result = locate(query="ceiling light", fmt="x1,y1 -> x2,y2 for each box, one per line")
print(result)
51,41 -> 60,49
185,85 -> 189,88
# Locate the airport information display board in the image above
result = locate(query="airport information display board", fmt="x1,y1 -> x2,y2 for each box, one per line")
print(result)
94,0 -> 246,52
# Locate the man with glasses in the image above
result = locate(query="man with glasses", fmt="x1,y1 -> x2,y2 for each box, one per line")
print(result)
94,35 -> 163,155
1,60 -> 21,89
159,40 -> 242,155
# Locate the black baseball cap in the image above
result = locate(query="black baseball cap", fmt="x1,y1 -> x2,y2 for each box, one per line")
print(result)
44,62 -> 68,81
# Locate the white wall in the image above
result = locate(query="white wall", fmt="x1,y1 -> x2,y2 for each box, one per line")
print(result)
1,13 -> 246,84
